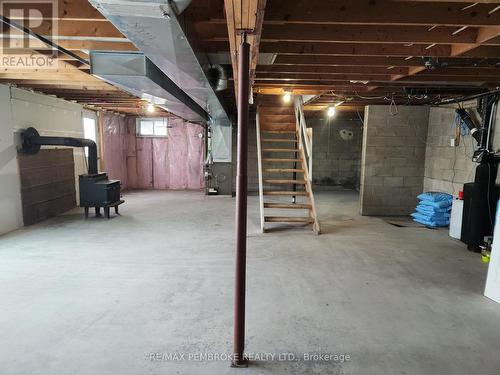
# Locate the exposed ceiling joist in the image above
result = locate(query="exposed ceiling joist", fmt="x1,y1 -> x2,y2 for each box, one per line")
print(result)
200,22 -> 487,45
224,0 -> 267,93
262,0 -> 500,27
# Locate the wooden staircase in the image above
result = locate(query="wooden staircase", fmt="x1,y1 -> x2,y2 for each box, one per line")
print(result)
256,97 -> 321,234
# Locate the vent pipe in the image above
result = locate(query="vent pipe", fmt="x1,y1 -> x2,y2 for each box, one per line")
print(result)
21,127 -> 98,175
206,64 -> 228,92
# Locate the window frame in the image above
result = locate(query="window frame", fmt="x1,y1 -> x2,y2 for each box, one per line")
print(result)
136,117 -> 169,138
82,112 -> 98,157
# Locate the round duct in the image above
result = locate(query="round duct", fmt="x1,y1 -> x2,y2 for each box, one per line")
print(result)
206,64 -> 228,92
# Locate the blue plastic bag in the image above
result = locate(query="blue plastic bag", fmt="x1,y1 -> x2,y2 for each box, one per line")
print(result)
416,204 -> 451,215
412,217 -> 449,227
419,199 -> 452,209
412,212 -> 450,222
417,192 -> 453,202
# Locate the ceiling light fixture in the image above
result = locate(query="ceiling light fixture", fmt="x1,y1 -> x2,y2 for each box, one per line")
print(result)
283,92 -> 292,103
327,106 -> 336,118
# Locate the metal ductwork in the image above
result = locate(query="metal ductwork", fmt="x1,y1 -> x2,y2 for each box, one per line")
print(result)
89,0 -> 232,162
90,51 -> 209,123
206,64 -> 228,92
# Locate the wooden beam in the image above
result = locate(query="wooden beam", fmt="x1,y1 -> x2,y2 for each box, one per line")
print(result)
199,22 -> 485,44
3,20 -> 125,38
0,39 -> 137,51
257,65 -> 410,75
5,0 -> 105,21
451,26 -> 500,55
276,54 -> 500,66
389,26 -> 500,86
2,82 -> 116,90
199,40 -> 452,56
224,0 -> 267,94
263,0 -> 500,27
397,0 -> 500,3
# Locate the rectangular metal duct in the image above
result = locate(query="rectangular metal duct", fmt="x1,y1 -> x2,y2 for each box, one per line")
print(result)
90,51 -> 208,123
89,0 -> 232,162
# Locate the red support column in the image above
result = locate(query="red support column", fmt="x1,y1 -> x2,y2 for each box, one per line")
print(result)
232,34 -> 250,368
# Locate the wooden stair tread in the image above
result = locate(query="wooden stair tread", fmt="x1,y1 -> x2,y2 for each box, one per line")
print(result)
262,139 -> 298,143
262,148 -> 299,152
263,168 -> 304,173
265,216 -> 314,223
263,158 -> 303,162
263,179 -> 307,185
264,191 -> 309,196
261,130 -> 296,134
264,203 -> 311,209
257,102 -> 320,234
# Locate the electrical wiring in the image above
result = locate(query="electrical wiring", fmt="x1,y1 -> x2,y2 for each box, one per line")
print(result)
389,95 -> 398,116
356,110 -> 364,126
353,92 -> 388,100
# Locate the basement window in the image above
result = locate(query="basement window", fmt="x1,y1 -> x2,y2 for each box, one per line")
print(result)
83,114 -> 97,157
137,118 -> 168,137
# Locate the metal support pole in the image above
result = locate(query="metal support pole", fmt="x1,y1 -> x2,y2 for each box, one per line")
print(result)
232,34 -> 250,368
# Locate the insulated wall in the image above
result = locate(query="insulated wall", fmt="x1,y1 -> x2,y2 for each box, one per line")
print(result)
101,113 -> 205,190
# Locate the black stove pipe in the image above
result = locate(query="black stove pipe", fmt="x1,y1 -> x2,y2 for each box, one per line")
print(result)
21,127 -> 98,175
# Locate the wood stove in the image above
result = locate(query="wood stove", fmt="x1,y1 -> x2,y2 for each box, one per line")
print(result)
20,127 -> 124,219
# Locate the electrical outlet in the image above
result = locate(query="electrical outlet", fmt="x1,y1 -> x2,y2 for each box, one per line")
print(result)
450,138 -> 456,147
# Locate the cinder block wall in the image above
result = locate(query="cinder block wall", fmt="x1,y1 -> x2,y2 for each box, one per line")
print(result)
360,105 -> 430,216
232,112 -> 363,193
424,105 -> 500,195
306,116 -> 363,189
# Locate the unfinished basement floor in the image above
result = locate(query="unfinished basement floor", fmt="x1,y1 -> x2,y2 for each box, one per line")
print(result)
1,190 -> 499,375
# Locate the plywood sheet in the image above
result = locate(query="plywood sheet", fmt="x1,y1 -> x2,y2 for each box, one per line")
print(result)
18,148 -> 76,225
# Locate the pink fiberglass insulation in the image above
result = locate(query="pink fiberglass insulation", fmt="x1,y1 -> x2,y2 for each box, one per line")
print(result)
135,137 -> 154,189
101,112 -> 204,191
100,113 -> 132,189
152,138 -> 169,189
185,122 -> 205,189
162,118 -> 204,189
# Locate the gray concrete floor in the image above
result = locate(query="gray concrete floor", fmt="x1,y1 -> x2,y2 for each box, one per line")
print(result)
1,190 -> 499,375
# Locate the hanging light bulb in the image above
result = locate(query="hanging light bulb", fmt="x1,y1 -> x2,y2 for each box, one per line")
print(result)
146,102 -> 155,113
327,106 -> 336,118
283,92 -> 292,103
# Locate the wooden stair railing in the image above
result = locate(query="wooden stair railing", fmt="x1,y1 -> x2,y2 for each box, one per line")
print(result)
256,99 -> 321,234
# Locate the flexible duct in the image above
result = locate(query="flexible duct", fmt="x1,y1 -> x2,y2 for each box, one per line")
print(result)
206,64 -> 228,92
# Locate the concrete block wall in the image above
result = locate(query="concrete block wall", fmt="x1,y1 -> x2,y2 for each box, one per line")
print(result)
0,84 -> 90,235
306,116 -> 363,189
360,105 -> 430,216
232,112 -> 363,193
423,104 -> 500,195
